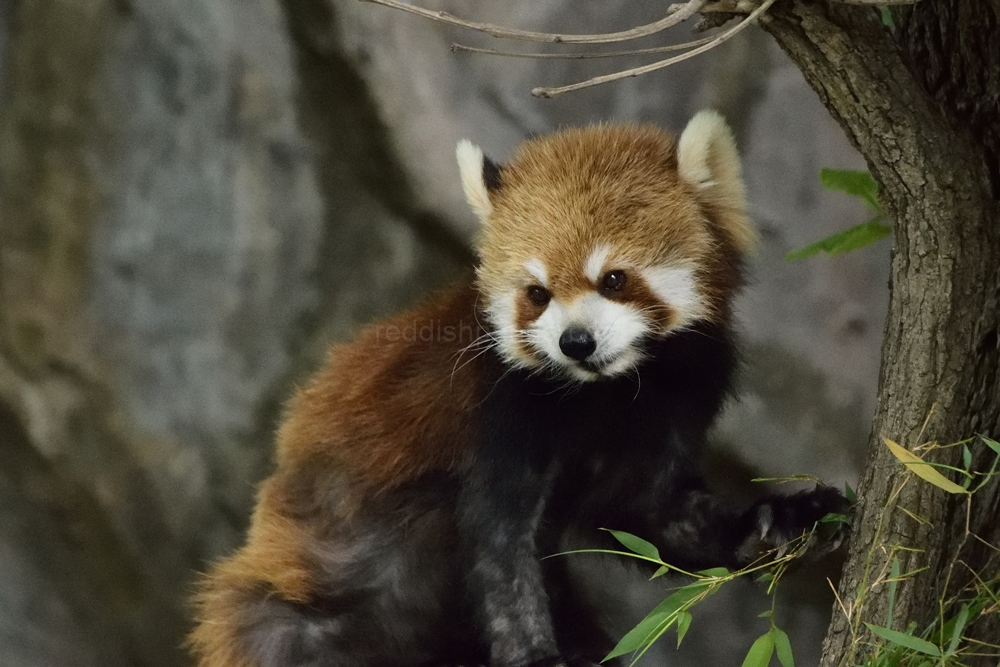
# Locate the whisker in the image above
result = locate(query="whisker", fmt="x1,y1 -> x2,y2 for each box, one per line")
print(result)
630,362 -> 642,402
450,331 -> 499,382
451,342 -> 498,380
449,332 -> 496,363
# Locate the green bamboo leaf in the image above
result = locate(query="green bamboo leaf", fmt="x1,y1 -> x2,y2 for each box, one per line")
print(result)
651,565 -> 670,579
604,583 -> 709,660
883,438 -> 968,494
676,611 -> 692,647
886,556 -> 900,627
785,218 -> 891,261
981,435 -> 1000,456
915,461 -> 974,477
771,627 -> 795,667
604,530 -> 661,561
844,482 -> 856,503
962,444 -> 973,470
912,461 -> 974,477
819,513 -> 849,524
945,604 -> 970,657
751,474 -> 823,484
742,633 -> 775,667
603,606 -> 674,660
658,582 -> 713,611
865,623 -> 941,656
698,567 -> 730,578
880,7 -> 895,29
819,168 -> 880,210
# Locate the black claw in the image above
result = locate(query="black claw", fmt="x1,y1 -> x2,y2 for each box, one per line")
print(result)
739,485 -> 852,563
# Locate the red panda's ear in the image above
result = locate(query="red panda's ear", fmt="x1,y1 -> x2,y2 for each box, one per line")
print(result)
678,110 -> 757,254
456,140 -> 501,224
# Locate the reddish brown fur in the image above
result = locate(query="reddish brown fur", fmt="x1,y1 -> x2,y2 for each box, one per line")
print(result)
609,274 -> 678,333
189,483 -> 318,667
275,281 -> 484,490
189,282 -> 487,667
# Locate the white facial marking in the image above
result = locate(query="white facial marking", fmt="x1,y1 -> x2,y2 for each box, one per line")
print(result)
584,245 -> 611,283
523,258 -> 547,287
489,263 -> 707,381
529,299 -> 569,367
530,293 -> 651,382
642,265 -> 708,327
487,290 -> 534,369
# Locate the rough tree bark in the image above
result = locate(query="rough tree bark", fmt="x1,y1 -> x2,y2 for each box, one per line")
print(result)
758,1 -> 1000,664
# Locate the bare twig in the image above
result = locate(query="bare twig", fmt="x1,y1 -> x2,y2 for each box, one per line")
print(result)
667,0 -> 913,9
668,0 -> 754,13
971,533 -> 1000,554
828,577 -> 855,627
531,0 -> 777,98
450,35 -> 718,60
363,0 -> 918,97
359,0 -> 706,44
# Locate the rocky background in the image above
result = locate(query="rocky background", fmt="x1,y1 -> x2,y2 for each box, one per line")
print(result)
0,1 -> 888,665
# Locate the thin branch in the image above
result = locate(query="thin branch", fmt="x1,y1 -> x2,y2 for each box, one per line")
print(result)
450,35 -> 718,60
828,577 -> 855,626
668,0 -> 755,12
667,0 -> 913,9
359,0 -> 706,44
531,0 -> 777,98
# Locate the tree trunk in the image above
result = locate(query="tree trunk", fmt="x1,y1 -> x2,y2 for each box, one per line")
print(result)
759,1 -> 1000,664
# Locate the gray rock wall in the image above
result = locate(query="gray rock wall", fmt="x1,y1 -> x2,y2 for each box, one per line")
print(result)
0,1 -> 887,665
92,0 -> 324,563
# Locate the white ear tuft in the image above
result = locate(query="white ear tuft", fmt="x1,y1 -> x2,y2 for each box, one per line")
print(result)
456,139 -> 493,223
678,110 -> 756,253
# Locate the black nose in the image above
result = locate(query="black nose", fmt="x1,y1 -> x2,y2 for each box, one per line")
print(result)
559,327 -> 596,361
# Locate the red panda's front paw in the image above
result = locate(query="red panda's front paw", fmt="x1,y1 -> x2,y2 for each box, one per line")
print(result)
737,485 -> 851,564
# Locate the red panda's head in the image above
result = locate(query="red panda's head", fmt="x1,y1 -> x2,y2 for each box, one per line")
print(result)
457,111 -> 755,382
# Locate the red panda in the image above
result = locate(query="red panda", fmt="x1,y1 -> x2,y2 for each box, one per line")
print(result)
188,111 -> 847,667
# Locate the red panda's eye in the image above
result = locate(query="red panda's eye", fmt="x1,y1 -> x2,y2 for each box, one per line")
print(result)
601,270 -> 627,293
527,285 -> 550,306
